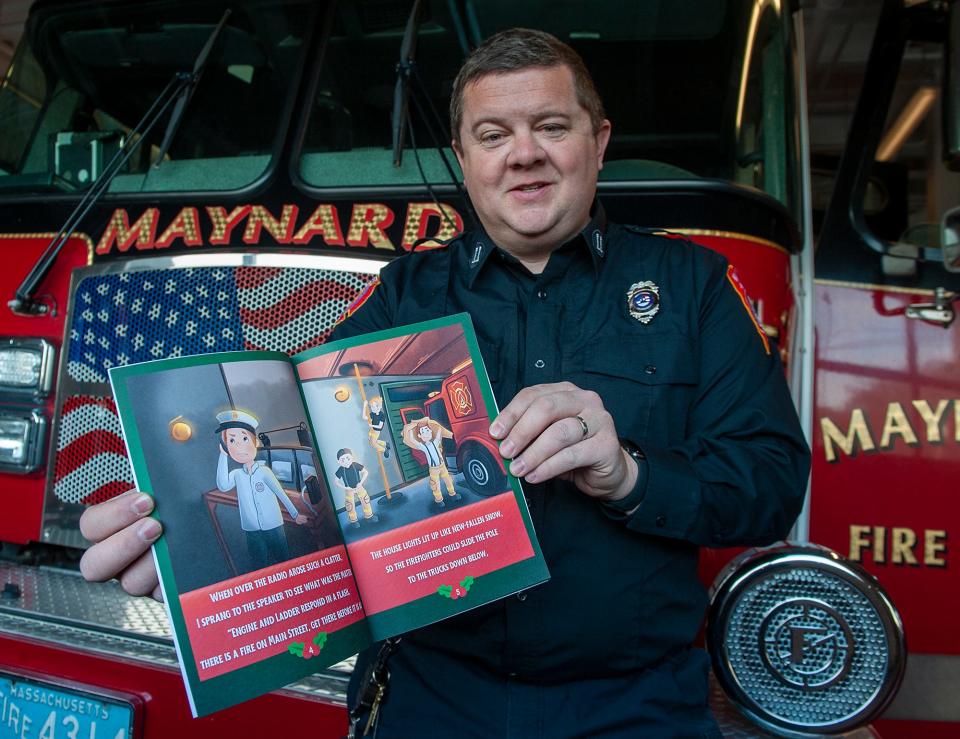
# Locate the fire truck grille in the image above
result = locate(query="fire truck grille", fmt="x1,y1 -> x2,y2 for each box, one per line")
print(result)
54,395 -> 130,505
52,264 -> 376,508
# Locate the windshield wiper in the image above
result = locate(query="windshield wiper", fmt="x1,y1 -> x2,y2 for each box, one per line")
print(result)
9,9 -> 232,316
391,0 -> 422,168
389,0 -> 478,239
154,9 -> 232,167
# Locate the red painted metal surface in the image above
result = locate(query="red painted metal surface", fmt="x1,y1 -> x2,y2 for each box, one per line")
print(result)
811,280 -> 960,735
0,233 -> 90,545
811,282 -> 960,649
682,232 -> 795,362
0,633 -> 348,737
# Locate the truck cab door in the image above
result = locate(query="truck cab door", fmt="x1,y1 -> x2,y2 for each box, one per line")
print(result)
814,2 -> 960,729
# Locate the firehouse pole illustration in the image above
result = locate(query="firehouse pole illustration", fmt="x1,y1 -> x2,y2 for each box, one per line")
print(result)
353,363 -> 403,506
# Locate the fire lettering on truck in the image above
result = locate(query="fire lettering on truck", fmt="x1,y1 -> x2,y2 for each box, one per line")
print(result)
849,525 -> 948,567
95,208 -> 161,253
156,207 -> 202,248
293,204 -> 345,245
819,399 -> 956,462
94,203 -> 463,254
346,203 -> 394,248
208,205 -> 253,245
401,203 -> 462,250
243,204 -> 299,244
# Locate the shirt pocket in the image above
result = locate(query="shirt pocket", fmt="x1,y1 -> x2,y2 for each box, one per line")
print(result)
568,334 -> 699,442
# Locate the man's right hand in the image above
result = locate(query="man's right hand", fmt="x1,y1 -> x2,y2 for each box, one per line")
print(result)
79,489 -> 164,601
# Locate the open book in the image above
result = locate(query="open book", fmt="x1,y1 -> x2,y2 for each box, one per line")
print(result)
109,313 -> 549,717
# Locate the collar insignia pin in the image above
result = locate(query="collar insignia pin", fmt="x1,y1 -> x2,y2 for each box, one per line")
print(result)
592,229 -> 604,257
627,281 -> 660,324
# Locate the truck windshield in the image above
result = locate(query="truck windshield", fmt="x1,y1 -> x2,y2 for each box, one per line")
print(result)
0,0 -> 313,194
299,0 -> 802,215
0,0 -> 800,214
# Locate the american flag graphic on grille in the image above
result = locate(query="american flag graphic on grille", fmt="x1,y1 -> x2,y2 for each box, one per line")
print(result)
55,265 -> 376,505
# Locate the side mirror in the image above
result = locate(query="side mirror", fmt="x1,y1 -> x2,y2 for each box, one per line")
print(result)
942,206 -> 960,271
944,2 -> 960,170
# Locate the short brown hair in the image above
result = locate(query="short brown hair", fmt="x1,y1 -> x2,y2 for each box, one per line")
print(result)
414,420 -> 434,438
450,28 -> 606,143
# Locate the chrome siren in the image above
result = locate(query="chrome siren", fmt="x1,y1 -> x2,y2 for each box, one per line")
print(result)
707,544 -> 905,736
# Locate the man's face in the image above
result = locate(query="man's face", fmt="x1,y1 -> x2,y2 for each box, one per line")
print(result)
224,428 -> 257,464
453,65 -> 611,269
417,425 -> 432,441
338,452 -> 353,467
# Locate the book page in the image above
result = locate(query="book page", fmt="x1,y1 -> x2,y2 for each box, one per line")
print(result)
295,314 -> 549,639
110,351 -> 369,717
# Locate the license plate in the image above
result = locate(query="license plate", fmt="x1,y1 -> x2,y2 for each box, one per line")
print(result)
0,672 -> 134,739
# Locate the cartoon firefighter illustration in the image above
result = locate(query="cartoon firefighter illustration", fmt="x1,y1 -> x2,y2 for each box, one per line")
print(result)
402,417 -> 463,508
332,447 -> 380,528
363,395 -> 391,459
214,409 -> 307,569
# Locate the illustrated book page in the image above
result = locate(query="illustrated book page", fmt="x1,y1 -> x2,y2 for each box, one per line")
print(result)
295,313 -> 549,639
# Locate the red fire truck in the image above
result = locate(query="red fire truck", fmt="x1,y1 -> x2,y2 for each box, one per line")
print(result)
422,363 -> 507,497
0,0 -> 956,736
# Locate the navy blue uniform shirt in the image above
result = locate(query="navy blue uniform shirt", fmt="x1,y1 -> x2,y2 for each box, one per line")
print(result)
333,206 -> 809,683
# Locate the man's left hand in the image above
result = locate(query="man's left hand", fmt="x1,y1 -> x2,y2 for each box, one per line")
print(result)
490,382 -> 637,502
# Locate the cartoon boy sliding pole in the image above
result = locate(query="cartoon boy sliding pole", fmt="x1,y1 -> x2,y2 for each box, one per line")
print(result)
333,448 -> 380,529
215,410 -> 307,570
402,418 -> 462,508
363,396 -> 390,459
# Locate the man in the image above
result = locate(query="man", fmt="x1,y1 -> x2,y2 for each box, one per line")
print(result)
401,417 -> 462,508
79,28 -> 809,737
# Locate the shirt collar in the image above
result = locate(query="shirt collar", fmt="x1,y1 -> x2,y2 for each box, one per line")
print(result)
465,200 -> 608,288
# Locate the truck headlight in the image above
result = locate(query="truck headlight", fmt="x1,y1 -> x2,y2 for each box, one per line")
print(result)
0,408 -> 46,472
0,338 -> 55,397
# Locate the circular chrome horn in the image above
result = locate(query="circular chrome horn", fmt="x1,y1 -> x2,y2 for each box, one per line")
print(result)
707,544 -> 905,736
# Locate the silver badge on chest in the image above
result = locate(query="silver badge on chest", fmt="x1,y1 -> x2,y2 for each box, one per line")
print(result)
627,281 -> 660,324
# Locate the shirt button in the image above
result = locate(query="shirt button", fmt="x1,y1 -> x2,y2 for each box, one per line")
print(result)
537,289 -> 548,299
655,514 -> 667,528
644,365 -> 657,375
516,592 -> 527,602
534,359 -> 545,369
